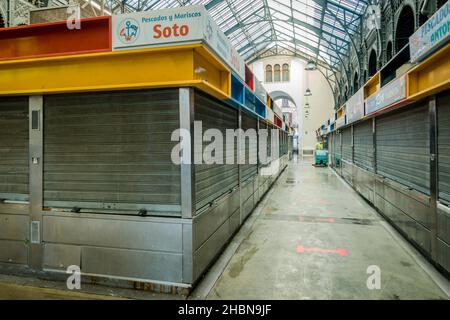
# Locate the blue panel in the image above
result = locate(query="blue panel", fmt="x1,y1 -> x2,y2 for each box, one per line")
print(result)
244,87 -> 256,113
255,97 -> 266,119
231,73 -> 244,104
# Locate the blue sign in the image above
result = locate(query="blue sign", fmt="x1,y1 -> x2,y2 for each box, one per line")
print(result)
366,75 -> 406,114
409,0 -> 450,62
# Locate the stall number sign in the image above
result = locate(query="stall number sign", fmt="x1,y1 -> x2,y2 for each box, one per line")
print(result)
409,0 -> 450,63
112,5 -> 245,79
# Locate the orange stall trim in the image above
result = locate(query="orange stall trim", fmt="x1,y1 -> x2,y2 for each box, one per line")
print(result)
0,16 -> 112,61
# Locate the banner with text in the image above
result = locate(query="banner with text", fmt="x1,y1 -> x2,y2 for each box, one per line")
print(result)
346,87 -> 365,124
409,0 -> 450,62
365,75 -> 406,114
112,5 -> 245,80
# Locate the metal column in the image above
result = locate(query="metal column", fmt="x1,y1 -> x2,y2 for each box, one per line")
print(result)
180,88 -> 195,284
429,96 -> 438,261
29,95 -> 43,270
180,88 -> 195,219
373,117 -> 377,173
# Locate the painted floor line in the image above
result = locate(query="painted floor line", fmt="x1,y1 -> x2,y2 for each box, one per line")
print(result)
329,166 -> 450,298
189,170 -> 286,300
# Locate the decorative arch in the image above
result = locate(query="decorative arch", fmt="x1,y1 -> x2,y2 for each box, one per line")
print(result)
269,91 -> 296,106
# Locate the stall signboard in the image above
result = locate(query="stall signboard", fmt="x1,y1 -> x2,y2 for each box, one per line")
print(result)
335,116 -> 346,128
365,75 -> 406,114
346,87 -> 364,124
409,0 -> 450,63
112,5 -> 246,79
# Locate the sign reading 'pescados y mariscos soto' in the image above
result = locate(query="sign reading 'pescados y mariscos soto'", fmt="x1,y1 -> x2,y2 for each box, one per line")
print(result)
112,5 -> 245,80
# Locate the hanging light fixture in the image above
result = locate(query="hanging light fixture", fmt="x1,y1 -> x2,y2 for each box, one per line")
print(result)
304,102 -> 310,109
304,88 -> 312,96
305,60 -> 317,71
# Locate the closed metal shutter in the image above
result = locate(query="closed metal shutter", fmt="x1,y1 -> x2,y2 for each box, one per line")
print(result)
438,91 -> 450,204
194,92 -> 239,210
329,132 -> 334,156
354,120 -> 374,171
241,111 -> 258,181
342,127 -> 352,161
335,131 -> 342,157
0,97 -> 29,202
376,104 -> 430,195
44,89 -> 181,215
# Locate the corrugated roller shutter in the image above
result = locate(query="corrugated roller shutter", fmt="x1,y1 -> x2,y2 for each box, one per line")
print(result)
241,112 -> 258,181
438,90 -> 450,204
354,120 -> 374,171
0,97 -> 29,201
376,104 -> 430,195
334,132 -> 341,157
329,132 -> 334,156
44,89 -> 181,215
342,127 -> 352,161
194,92 -> 239,211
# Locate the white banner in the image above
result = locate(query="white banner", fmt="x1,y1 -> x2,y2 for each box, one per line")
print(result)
346,87 -> 364,124
112,6 -> 245,80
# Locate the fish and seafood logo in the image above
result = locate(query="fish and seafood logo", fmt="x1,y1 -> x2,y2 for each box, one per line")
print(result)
118,18 -> 140,44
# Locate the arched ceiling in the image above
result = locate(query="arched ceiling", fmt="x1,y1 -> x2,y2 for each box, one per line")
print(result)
43,0 -> 370,89
59,0 -> 367,71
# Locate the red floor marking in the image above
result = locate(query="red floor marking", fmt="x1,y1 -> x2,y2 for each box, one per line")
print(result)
317,217 -> 335,223
296,245 -> 348,256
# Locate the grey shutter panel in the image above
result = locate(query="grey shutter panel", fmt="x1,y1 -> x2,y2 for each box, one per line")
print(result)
335,131 -> 342,157
194,92 -> 239,211
342,127 -> 352,161
241,112 -> 258,181
0,97 -> 29,201
354,120 -> 374,171
376,103 -> 430,195
438,90 -> 450,204
44,89 -> 181,215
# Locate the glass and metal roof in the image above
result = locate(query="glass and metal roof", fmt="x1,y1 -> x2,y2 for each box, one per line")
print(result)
69,0 -> 368,73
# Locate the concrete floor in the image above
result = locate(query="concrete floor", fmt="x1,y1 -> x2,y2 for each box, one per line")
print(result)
1,157 -> 449,300
203,158 -> 450,300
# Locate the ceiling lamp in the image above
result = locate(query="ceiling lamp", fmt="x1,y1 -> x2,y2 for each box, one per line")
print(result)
304,102 -> 310,108
304,88 -> 312,96
305,61 -> 317,71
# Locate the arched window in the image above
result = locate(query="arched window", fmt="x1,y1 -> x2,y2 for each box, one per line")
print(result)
282,63 -> 290,82
265,65 -> 273,83
386,41 -> 393,61
353,72 -> 359,93
395,5 -> 415,52
368,50 -> 377,77
274,64 -> 281,82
